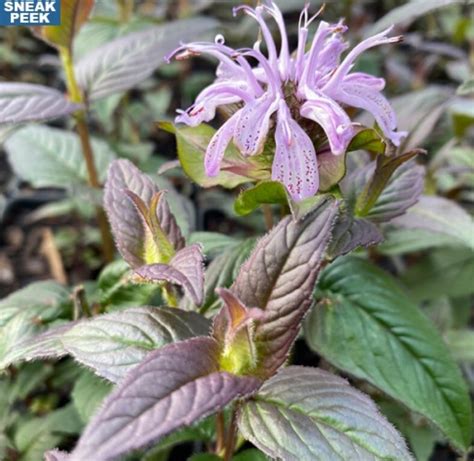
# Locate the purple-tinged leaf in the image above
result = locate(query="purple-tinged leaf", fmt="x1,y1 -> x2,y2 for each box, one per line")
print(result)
355,152 -> 425,219
232,198 -> 338,377
184,238 -> 256,314
104,159 -> 184,267
367,160 -> 425,222
134,243 -> 205,306
0,323 -> 72,369
317,148 -> 347,192
391,195 -> 474,250
2,306 -> 209,382
238,366 -> 413,461
0,83 -> 80,125
169,244 -> 204,304
61,306 -> 209,382
328,214 -> 383,258
342,155 -> 425,223
67,337 -> 260,461
75,17 -> 217,101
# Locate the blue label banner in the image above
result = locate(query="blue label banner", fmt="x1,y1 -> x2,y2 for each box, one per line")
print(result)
0,0 -> 60,26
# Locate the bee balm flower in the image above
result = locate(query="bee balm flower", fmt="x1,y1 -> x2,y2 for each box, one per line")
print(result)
167,1 -> 406,201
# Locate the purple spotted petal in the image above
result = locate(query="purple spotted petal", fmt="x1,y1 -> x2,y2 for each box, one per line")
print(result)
331,83 -> 407,146
234,96 -> 278,156
300,94 -> 353,156
169,2 -> 405,192
272,103 -> 318,201
204,110 -> 240,177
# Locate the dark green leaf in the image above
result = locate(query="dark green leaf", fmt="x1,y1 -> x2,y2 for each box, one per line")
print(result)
305,256 -> 472,452
14,405 -> 82,461
401,248 -> 474,301
188,232 -> 242,259
378,228 -> 462,255
234,448 -> 268,460
72,370 -> 113,423
97,260 -> 159,309
378,400 -> 438,461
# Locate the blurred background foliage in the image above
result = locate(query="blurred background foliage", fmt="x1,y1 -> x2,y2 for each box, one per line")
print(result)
0,0 -> 473,460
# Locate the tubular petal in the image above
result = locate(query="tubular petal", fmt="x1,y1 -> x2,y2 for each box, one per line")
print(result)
300,95 -> 354,155
234,96 -> 278,156
272,104 -> 319,201
332,83 -> 406,145
205,111 -> 240,176
323,26 -> 401,91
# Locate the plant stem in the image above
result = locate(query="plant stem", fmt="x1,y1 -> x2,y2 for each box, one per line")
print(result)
223,406 -> 238,461
117,0 -> 133,23
215,411 -> 226,454
162,283 -> 178,307
262,204 -> 273,230
60,47 -> 114,262
72,285 -> 91,319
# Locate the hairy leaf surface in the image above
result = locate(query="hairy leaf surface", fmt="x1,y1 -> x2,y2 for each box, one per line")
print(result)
0,83 -> 80,124
328,213 -> 383,257
61,306 -> 210,382
305,257 -> 472,452
366,160 -> 425,222
232,199 -> 338,377
188,238 -> 256,315
238,366 -> 413,461
104,159 -> 184,267
391,195 -> 474,250
68,337 -> 260,461
4,125 -> 115,187
75,18 -> 217,100
2,307 -> 209,382
0,281 -> 71,367
135,244 -> 204,305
